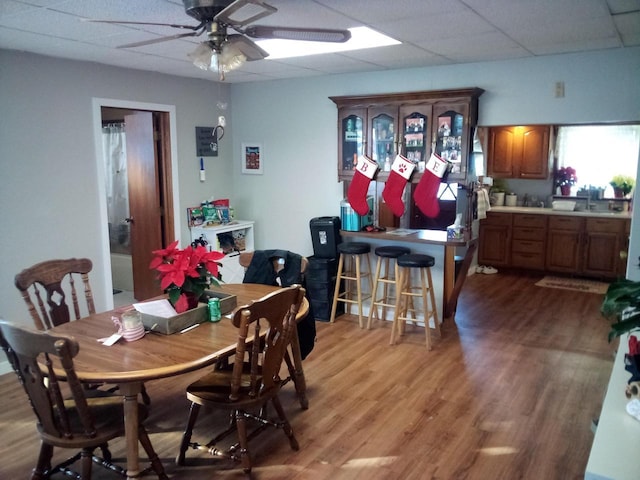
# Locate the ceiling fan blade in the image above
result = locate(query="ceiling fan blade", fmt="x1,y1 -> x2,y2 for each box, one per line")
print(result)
215,0 -> 277,27
226,34 -> 269,61
83,19 -> 202,32
119,31 -> 203,49
243,25 -> 351,43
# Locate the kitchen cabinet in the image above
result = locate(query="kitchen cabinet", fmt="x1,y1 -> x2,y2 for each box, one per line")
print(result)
511,214 -> 547,270
478,212 -> 512,267
546,216 -> 582,273
582,218 -> 627,278
331,88 -> 484,184
479,210 -> 630,279
487,125 -> 550,179
546,216 -> 629,279
190,221 -> 255,284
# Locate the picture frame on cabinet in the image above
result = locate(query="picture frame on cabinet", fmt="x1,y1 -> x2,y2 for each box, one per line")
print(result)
241,142 -> 263,175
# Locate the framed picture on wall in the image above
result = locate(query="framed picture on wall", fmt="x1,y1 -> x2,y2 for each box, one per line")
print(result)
241,143 -> 263,175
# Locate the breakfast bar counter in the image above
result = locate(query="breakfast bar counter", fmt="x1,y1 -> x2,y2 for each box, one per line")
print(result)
341,228 -> 476,322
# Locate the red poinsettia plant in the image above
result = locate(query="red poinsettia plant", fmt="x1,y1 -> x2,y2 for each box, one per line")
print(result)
149,240 -> 224,313
555,166 -> 578,187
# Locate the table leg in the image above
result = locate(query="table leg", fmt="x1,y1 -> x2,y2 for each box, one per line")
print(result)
119,382 -> 142,479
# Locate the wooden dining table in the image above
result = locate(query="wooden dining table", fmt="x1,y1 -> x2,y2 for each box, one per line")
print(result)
48,283 -> 309,480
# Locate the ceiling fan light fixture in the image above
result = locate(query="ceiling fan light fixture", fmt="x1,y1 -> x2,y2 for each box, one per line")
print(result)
188,42 -> 215,70
208,44 -> 247,81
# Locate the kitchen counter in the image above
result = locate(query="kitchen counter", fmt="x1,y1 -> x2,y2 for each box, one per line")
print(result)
491,206 -> 631,218
341,228 -> 476,321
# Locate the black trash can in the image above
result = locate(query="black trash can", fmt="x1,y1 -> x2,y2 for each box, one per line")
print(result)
305,256 -> 343,321
309,216 -> 342,259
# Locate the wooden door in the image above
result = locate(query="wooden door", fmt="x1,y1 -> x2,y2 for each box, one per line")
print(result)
487,126 -> 516,177
478,213 -> 512,267
546,216 -> 583,273
582,218 -> 625,279
125,111 -> 164,301
518,126 -> 549,179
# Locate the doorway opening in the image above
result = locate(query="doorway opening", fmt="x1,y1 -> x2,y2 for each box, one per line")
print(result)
93,99 -> 180,309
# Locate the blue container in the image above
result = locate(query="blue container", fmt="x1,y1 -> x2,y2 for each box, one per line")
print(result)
340,198 -> 374,232
340,200 -> 361,231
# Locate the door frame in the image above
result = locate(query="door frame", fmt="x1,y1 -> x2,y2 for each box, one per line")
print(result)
92,98 -> 181,309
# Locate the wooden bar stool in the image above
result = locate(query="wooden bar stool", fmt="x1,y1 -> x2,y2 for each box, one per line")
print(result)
390,254 -> 441,350
330,242 -> 373,328
367,246 -> 411,329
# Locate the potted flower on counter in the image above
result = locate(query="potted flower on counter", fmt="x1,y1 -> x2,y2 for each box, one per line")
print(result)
609,174 -> 635,198
149,240 -> 224,313
555,166 -> 577,196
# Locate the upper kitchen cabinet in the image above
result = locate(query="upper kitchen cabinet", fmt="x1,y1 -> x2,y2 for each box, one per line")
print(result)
487,125 -> 551,179
330,88 -> 484,183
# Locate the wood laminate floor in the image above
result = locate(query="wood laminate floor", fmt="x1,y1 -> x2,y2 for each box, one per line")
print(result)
0,271 -> 615,479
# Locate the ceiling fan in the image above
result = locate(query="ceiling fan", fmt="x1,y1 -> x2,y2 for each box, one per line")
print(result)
90,0 -> 351,80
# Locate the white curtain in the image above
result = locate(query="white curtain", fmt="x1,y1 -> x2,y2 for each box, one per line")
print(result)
102,124 -> 130,252
556,125 -> 640,190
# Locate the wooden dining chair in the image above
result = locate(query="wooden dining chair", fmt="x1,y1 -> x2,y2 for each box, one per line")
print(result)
176,285 -> 306,476
15,257 -> 152,405
0,320 -> 167,480
15,258 -> 96,331
240,249 -> 313,408
239,251 -> 309,279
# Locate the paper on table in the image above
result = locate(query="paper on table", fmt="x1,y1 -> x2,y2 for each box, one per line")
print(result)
387,228 -> 419,236
133,299 -> 178,318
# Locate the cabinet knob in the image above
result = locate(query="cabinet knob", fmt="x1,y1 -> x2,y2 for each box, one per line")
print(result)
125,217 -> 134,224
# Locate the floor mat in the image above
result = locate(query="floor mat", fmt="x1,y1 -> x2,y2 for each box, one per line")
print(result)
535,276 -> 609,294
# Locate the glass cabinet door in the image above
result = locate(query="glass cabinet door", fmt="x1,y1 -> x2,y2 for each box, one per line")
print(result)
369,107 -> 397,170
338,108 -> 365,176
400,105 -> 432,167
433,104 -> 469,179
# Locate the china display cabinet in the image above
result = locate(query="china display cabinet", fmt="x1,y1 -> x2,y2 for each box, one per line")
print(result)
330,88 -> 484,184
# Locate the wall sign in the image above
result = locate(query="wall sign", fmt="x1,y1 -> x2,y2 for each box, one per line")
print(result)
195,126 -> 219,157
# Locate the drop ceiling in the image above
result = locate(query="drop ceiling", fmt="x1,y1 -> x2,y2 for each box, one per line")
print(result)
1,0 -> 638,83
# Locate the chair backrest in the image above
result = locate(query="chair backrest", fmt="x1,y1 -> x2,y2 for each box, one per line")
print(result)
0,320 -> 98,441
229,285 -> 306,400
239,251 -> 308,276
15,258 -> 95,330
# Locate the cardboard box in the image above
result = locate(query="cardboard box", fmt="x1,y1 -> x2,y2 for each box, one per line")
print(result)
141,303 -> 208,335
141,291 -> 237,334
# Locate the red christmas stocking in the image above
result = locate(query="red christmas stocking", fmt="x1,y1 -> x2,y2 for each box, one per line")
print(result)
347,155 -> 378,215
414,153 -> 449,218
382,155 -> 416,217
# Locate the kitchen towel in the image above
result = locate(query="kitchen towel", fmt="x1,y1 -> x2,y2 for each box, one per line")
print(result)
477,187 -> 491,220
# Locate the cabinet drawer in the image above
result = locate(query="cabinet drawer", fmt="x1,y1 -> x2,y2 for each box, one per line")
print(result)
586,217 -> 626,234
548,216 -> 582,231
511,252 -> 545,269
513,227 -> 546,241
512,239 -> 544,254
513,214 -> 546,228
482,212 -> 512,226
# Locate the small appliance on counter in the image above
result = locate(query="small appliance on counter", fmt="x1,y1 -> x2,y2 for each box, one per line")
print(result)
340,197 -> 373,232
